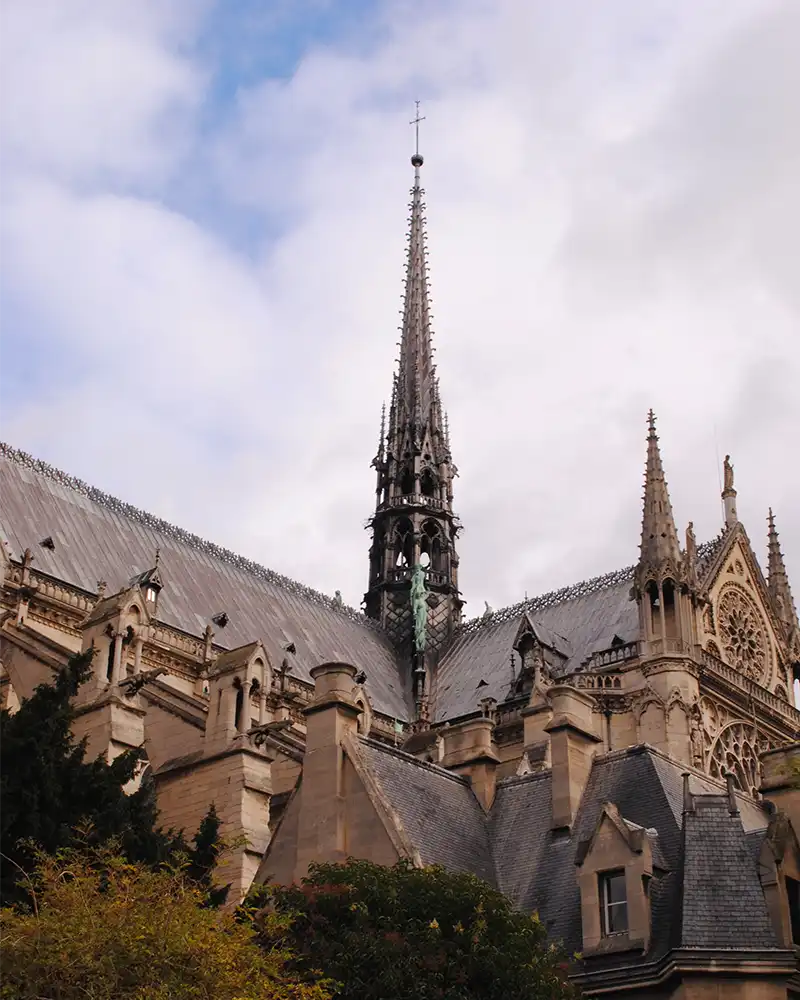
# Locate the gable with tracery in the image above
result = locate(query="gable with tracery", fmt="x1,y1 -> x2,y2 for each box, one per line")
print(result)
700,536 -> 790,696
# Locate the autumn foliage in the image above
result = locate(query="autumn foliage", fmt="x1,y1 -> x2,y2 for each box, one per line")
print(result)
0,845 -> 333,1000
241,858 -> 576,1000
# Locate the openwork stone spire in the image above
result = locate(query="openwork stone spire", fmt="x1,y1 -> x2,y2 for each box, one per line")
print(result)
636,411 -> 683,586
767,509 -> 798,630
385,145 -> 448,462
365,118 -> 463,715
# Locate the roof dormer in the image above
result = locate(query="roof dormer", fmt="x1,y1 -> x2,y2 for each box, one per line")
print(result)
575,801 -> 666,957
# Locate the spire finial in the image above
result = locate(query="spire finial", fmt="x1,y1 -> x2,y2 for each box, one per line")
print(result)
410,100 -> 425,173
636,409 -> 682,585
767,508 -> 798,630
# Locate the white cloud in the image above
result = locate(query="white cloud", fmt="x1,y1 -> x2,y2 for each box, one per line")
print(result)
2,0 -> 798,623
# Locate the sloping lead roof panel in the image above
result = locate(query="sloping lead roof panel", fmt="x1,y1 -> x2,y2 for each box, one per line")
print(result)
0,447 -> 412,720
435,578 -> 638,722
435,537 -> 723,723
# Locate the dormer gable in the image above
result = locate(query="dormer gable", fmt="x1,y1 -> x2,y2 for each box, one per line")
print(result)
128,562 -> 163,612
205,640 -> 272,751
79,583 -> 153,694
511,614 -> 571,698
575,801 -> 664,955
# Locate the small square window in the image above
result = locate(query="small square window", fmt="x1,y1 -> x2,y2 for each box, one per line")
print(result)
600,869 -> 628,936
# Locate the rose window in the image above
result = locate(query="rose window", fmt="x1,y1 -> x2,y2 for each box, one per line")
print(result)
709,722 -> 771,798
717,588 -> 768,683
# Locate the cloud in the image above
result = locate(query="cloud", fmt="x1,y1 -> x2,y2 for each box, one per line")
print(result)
1,0 -> 798,624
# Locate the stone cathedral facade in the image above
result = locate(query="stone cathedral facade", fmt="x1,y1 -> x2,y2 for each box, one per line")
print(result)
1,149 -> 799,998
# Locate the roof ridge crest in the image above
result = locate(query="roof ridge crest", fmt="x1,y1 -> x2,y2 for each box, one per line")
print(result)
0,442 -> 381,631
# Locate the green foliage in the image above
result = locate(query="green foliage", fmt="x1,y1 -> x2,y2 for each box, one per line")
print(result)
0,844 -> 332,1000
241,859 -> 576,1000
0,650 -> 225,906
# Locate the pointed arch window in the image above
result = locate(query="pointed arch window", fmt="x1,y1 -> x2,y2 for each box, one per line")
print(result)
420,519 -> 443,572
399,466 -> 414,497
393,517 -> 414,568
420,468 -> 438,498
646,582 -> 661,637
662,579 -> 678,638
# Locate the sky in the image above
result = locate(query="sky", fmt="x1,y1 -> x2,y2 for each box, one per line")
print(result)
1,0 -> 798,622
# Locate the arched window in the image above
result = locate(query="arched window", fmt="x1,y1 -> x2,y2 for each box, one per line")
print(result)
646,582 -> 661,636
233,677 -> 245,732
420,468 -> 438,498
399,466 -> 414,496
420,520 -> 443,572
105,625 -> 115,681
393,518 -> 413,568
662,580 -> 677,638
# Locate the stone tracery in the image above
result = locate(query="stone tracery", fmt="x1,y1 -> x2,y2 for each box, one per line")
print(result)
708,721 -> 772,797
717,586 -> 769,684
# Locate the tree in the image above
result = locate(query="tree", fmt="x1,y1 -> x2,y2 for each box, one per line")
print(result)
240,859 -> 576,1000
0,844 -> 333,1000
0,650 -> 222,905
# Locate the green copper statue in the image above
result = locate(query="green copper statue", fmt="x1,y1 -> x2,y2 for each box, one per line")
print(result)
410,563 -> 429,653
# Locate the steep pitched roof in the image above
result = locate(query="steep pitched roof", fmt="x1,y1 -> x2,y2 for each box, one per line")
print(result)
488,746 -> 773,960
679,794 -> 775,949
436,570 -> 637,722
356,736 -> 495,884
436,535 -> 723,724
0,444 -> 412,719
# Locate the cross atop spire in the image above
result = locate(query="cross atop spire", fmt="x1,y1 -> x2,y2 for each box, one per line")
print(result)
636,410 -> 682,585
410,100 -> 425,162
767,508 -> 798,631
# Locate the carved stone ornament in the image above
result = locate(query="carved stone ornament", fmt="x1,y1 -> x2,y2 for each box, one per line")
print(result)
717,586 -> 769,684
708,721 -> 772,798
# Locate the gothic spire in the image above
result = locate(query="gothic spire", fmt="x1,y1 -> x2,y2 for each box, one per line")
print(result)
767,509 -> 798,630
364,110 -> 462,669
391,127 -> 445,455
637,410 -> 682,583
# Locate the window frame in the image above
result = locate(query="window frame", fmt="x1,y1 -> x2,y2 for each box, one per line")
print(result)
599,868 -> 629,937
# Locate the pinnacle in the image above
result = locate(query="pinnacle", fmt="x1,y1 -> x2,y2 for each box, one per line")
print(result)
766,508 -> 798,628
638,410 -> 682,578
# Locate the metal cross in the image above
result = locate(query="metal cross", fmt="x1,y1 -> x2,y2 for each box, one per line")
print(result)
410,101 -> 425,155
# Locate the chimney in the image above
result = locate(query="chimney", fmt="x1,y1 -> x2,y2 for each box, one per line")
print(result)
294,662 -> 361,876
545,685 -> 602,830
441,716 -> 500,810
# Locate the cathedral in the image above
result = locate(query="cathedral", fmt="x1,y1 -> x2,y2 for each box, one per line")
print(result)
1,144 -> 799,999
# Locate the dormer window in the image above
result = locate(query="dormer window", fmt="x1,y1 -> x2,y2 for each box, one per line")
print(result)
600,870 -> 628,936
145,586 -> 157,604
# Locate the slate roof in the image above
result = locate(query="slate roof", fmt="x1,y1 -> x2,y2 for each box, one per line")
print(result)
356,736 -> 496,884
680,795 -> 775,949
348,737 -> 778,962
0,445 -> 412,720
487,746 -> 775,960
